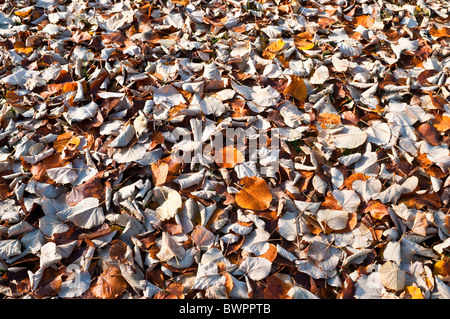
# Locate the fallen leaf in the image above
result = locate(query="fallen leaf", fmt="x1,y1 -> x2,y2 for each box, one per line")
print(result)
91,267 -> 128,299
284,75 -> 308,102
235,177 -> 272,211
215,146 -> 244,169
380,261 -> 405,291
262,39 -> 285,60
155,189 -> 182,221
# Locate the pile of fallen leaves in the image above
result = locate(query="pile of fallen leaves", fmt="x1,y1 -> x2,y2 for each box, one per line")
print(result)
0,0 -> 449,299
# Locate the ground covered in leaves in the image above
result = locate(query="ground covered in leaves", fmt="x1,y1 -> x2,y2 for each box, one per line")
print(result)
0,0 -> 450,299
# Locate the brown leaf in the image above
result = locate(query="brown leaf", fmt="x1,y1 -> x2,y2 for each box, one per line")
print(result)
91,267 -> 128,299
418,122 -> 441,146
34,268 -> 62,298
30,153 -> 63,183
400,193 -> 441,210
101,31 -> 127,47
191,225 -> 215,248
262,274 -> 292,299
166,282 -> 185,298
109,240 -> 130,264
66,176 -> 105,206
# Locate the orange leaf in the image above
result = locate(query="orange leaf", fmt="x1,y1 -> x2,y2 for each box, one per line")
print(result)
15,46 -> 33,55
151,161 -> 169,186
430,25 -> 450,38
433,114 -> 450,132
344,173 -> 368,189
318,113 -> 341,127
434,258 -> 450,279
258,243 -> 277,262
215,146 -> 244,169
364,201 -> 389,220
41,83 -> 64,98
294,32 -> 313,50
353,15 -> 375,28
14,8 -> 33,18
63,82 -> 78,93
172,0 -> 190,5
318,17 -> 337,28
235,177 -> 272,211
284,75 -> 308,102
416,153 -> 433,167
53,132 -> 75,153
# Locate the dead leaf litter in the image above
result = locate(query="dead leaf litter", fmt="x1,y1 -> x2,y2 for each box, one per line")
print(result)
0,0 -> 449,299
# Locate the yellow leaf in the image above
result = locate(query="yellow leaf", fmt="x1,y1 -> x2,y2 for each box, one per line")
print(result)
67,136 -> 81,148
15,46 -> 33,55
434,258 -> 450,278
284,75 -> 308,102
172,0 -> 190,5
404,286 -> 423,299
14,8 -> 32,18
262,39 -> 285,60
298,42 -> 315,50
